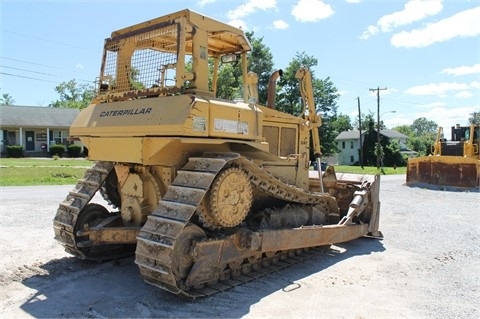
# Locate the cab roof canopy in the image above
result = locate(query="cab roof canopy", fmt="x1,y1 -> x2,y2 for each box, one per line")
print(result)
108,8 -> 252,57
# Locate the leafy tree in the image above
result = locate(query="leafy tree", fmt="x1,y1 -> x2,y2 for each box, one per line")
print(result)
216,63 -> 239,100
362,117 -> 378,166
411,117 -> 437,136
469,111 -> 480,124
393,117 -> 438,156
331,114 -> 352,134
276,52 -> 340,156
50,79 -> 94,109
362,116 -> 403,168
245,31 -> 275,105
0,91 -> 15,106
384,139 -> 406,167
212,32 -> 274,103
129,68 -> 145,90
393,124 -> 413,136
407,135 -> 432,156
277,52 -> 319,115
326,114 -> 353,155
353,111 -> 388,131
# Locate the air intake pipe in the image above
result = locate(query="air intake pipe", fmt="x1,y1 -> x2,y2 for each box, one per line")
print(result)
267,69 -> 283,109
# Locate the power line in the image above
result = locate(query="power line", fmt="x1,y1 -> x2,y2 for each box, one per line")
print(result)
1,72 -> 95,84
0,72 -> 59,84
2,29 -> 99,54
0,56 -> 92,73
0,57 -> 96,84
0,65 -> 58,77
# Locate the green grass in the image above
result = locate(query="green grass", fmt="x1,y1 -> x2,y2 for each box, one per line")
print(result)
0,158 -> 92,186
0,158 -> 405,186
0,158 -> 91,168
333,165 -> 406,175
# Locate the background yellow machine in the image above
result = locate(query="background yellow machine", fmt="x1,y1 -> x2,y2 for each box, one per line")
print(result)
406,124 -> 479,190
53,9 -> 382,297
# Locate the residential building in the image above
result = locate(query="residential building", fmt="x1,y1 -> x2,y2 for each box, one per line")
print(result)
335,129 -> 411,165
0,105 -> 80,156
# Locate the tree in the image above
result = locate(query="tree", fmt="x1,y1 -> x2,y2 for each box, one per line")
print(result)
469,111 -> 480,124
331,114 -> 352,134
393,117 -> 438,156
0,91 -> 15,106
394,124 -> 413,136
384,139 -> 406,167
411,117 -> 437,136
213,32 -> 274,103
49,79 -> 94,109
215,63 -> 239,100
276,52 -> 340,156
353,111 -> 387,131
362,116 -> 378,166
245,31 -> 275,105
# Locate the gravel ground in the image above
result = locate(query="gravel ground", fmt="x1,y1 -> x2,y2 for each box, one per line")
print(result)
0,174 -> 479,318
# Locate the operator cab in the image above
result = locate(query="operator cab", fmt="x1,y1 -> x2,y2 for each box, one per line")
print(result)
94,9 -> 252,103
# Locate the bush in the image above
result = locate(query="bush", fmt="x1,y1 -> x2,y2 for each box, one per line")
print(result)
67,144 -> 82,157
6,145 -> 24,158
50,144 -> 66,157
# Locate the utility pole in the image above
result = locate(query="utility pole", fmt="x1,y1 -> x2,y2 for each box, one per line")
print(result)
369,86 -> 387,169
357,97 -> 363,169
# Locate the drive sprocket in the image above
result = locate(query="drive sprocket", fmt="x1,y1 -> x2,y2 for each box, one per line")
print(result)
198,167 -> 252,229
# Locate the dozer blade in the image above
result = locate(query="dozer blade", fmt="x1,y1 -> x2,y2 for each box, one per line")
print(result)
309,166 -> 382,238
406,156 -> 480,191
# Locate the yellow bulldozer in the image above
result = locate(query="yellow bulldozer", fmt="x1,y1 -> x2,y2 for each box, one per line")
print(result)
53,9 -> 382,298
406,123 -> 480,190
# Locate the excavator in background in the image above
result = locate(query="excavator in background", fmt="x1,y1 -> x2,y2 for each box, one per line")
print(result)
406,123 -> 480,190
53,9 -> 382,298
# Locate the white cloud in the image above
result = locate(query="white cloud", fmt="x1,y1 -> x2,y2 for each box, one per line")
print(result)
414,105 -> 474,130
75,63 -> 84,70
361,0 -> 443,39
272,20 -> 289,30
198,0 -> 215,6
291,0 -> 334,22
227,0 -> 277,19
346,0 -> 361,3
470,81 -> 480,89
360,25 -> 379,39
228,19 -> 248,30
417,101 -> 446,108
441,64 -> 480,76
404,82 -> 471,96
391,6 -> 480,48
454,91 -> 474,99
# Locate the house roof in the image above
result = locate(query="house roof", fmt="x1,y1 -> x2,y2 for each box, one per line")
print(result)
381,129 -> 408,139
335,129 -> 408,140
0,105 -> 79,128
335,130 -> 361,140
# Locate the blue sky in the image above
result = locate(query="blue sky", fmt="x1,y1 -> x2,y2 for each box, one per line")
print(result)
1,0 -> 479,133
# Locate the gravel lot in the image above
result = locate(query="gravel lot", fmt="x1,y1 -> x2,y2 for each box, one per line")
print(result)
0,174 -> 478,318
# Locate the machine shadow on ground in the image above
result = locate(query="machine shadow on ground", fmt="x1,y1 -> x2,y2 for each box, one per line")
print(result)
19,238 -> 384,318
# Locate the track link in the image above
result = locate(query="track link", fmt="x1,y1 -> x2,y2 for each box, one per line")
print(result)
135,153 -> 338,298
53,161 -> 116,259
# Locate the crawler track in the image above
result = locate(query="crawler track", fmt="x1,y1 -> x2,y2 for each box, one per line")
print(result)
53,154 -> 343,298
135,153 -> 338,298
53,161 -> 133,260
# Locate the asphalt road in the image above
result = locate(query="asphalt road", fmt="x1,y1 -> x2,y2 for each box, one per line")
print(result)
0,174 -> 479,318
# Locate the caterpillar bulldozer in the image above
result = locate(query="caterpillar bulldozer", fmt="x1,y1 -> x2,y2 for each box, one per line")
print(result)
53,9 -> 382,298
406,124 -> 480,190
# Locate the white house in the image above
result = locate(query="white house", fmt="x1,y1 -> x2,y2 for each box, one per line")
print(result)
0,105 -> 80,156
335,129 -> 411,165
